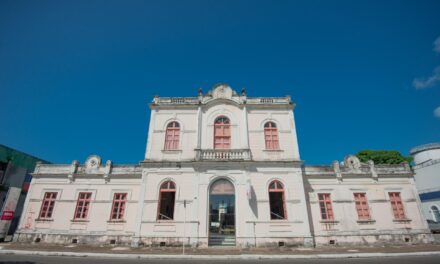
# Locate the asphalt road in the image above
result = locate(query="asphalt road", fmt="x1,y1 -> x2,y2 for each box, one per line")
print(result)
0,255 -> 439,264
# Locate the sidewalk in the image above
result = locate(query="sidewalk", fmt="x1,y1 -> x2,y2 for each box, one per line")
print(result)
1,243 -> 440,259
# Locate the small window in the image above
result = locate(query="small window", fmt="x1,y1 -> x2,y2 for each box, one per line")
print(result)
318,193 -> 334,220
164,122 -> 180,150
157,181 -> 176,220
214,116 -> 231,149
39,192 -> 57,219
264,122 -> 279,150
74,192 -> 92,220
389,192 -> 406,220
354,193 -> 371,220
432,206 -> 440,222
269,180 -> 286,220
110,193 -> 127,220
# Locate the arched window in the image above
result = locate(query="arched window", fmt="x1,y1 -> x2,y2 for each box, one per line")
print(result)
268,180 -> 286,220
214,116 -> 231,149
157,181 -> 176,220
432,206 -> 440,222
164,122 -> 180,150
264,122 -> 279,150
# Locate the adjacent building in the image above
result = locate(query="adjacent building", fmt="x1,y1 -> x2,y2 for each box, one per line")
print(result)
0,144 -> 49,240
410,143 -> 440,223
14,84 -> 431,247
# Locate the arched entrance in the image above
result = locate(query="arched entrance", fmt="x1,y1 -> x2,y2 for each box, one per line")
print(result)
208,179 -> 236,246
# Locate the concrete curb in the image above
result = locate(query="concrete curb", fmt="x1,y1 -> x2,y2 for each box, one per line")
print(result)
1,249 -> 440,259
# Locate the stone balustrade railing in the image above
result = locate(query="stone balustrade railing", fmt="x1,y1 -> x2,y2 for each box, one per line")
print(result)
196,149 -> 252,161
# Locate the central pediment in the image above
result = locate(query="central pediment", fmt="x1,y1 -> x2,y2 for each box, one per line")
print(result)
211,84 -> 235,100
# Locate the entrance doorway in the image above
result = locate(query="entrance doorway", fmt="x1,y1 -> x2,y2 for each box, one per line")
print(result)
208,179 -> 235,246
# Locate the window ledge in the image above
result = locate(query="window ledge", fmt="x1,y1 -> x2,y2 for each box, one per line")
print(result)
393,218 -> 412,223
35,218 -> 53,222
107,220 -> 126,223
357,219 -> 376,224
161,149 -> 182,153
156,220 -> 175,223
70,219 -> 89,223
270,218 -> 288,221
320,220 -> 339,224
263,149 -> 284,152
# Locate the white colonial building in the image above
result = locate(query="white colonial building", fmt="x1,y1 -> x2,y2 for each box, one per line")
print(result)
14,84 -> 431,247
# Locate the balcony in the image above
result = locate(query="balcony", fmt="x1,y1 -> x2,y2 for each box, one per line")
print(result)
196,149 -> 252,161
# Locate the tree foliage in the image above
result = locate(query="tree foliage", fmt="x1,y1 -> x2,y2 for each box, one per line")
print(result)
356,150 -> 413,165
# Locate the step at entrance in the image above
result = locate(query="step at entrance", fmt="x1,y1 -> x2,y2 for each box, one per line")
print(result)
208,235 -> 236,246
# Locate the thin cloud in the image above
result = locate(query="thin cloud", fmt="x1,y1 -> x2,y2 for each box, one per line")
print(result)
413,66 -> 440,89
434,36 -> 440,53
435,106 -> 440,118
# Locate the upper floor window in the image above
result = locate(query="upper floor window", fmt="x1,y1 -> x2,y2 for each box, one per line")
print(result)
110,193 -> 127,221
318,193 -> 334,220
354,192 -> 371,220
269,180 -> 286,220
164,122 -> 180,150
214,116 -> 230,149
39,192 -> 57,219
389,192 -> 406,219
157,181 -> 176,220
74,192 -> 92,220
264,122 -> 279,150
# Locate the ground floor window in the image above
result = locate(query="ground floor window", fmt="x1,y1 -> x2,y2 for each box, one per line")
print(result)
74,192 -> 92,220
389,192 -> 405,220
110,193 -> 127,220
269,180 -> 286,220
354,192 -> 371,220
318,193 -> 334,220
39,192 -> 57,219
157,181 -> 176,220
432,206 -> 440,222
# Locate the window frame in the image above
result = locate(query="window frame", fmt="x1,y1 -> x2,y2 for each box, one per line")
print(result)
431,205 -> 440,222
73,192 -> 92,220
389,192 -> 406,220
38,192 -> 58,219
268,180 -> 287,220
214,116 -> 231,149
318,193 -> 334,220
110,192 -> 127,221
264,122 -> 280,150
353,192 -> 371,220
157,181 -> 176,221
164,121 -> 180,150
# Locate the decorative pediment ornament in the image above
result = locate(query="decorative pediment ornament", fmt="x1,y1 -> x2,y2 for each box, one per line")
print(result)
344,155 -> 361,170
212,84 -> 233,99
85,155 -> 101,169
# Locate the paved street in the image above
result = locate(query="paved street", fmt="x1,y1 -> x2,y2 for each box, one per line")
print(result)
0,255 -> 440,264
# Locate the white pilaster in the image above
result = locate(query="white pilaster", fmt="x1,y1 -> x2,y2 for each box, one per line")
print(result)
145,108 -> 157,160
289,109 -> 300,160
242,105 -> 250,149
131,170 -> 148,247
196,105 -> 202,149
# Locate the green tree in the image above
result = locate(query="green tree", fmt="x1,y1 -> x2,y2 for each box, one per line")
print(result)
356,150 -> 413,165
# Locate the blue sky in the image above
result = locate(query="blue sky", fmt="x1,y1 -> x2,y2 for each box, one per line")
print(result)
1,0 -> 439,165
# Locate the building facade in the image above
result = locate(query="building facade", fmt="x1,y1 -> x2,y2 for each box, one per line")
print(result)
410,143 -> 440,223
14,84 -> 431,247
